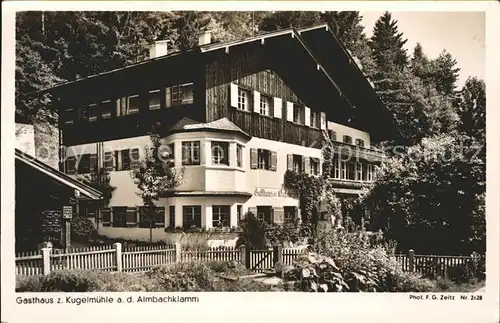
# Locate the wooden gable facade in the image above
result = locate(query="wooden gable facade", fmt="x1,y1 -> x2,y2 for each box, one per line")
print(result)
47,25 -> 401,148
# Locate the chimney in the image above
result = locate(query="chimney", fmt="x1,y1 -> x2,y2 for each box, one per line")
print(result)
149,40 -> 169,59
198,31 -> 212,46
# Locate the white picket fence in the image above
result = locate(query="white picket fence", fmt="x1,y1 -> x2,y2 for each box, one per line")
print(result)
15,243 -> 308,277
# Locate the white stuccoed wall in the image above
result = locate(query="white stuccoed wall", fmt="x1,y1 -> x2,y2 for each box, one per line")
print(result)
327,121 -> 371,148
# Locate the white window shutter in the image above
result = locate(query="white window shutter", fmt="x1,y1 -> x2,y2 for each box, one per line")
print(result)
273,97 -> 282,118
253,91 -> 260,113
304,107 -> 311,127
320,112 -> 327,130
230,83 -> 238,108
286,101 -> 294,122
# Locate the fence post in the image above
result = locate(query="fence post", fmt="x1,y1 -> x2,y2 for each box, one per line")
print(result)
41,247 -> 51,275
175,242 -> 181,263
114,242 -> 122,272
273,244 -> 282,265
240,245 -> 246,267
408,249 -> 415,273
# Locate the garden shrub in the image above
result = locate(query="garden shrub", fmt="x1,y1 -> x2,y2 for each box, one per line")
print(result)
17,270 -> 100,292
147,262 -> 217,291
309,228 -> 434,292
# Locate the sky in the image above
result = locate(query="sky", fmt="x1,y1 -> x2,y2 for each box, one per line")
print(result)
359,11 -> 485,88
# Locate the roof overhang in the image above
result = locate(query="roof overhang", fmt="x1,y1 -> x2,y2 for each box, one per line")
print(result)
298,24 -> 404,143
15,149 -> 103,200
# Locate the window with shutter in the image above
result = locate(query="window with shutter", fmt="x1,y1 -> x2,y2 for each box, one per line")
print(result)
126,208 -> 137,227
270,151 -> 277,171
293,154 -> 302,173
257,149 -> 270,170
102,208 -> 111,227
250,148 -> 258,169
112,207 -> 127,228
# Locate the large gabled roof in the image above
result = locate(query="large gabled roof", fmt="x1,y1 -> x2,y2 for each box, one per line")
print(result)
35,24 -> 403,142
15,149 -> 103,200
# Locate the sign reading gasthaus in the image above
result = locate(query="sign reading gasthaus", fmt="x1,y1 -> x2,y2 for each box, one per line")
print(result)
253,187 -> 298,198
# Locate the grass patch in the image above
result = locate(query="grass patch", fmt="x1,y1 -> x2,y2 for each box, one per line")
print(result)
432,277 -> 485,292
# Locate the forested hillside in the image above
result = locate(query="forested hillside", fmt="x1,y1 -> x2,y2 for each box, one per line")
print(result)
15,11 -> 486,254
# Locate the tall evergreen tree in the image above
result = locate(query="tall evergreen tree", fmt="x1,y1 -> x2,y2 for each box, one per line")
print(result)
369,11 -> 409,72
432,50 -> 461,97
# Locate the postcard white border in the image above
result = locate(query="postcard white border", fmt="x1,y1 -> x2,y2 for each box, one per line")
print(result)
2,2 -> 499,323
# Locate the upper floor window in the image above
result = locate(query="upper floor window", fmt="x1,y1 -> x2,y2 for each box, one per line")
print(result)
211,141 -> 229,165
149,90 -> 161,110
258,149 -> 270,170
292,154 -> 302,173
88,104 -> 98,122
238,88 -> 250,111
63,108 -> 74,125
182,141 -> 200,165
250,148 -> 277,171
333,158 -> 340,179
328,130 -> 337,142
310,157 -> 319,175
310,111 -> 319,128
293,105 -> 303,124
101,100 -> 113,119
236,144 -> 243,168
260,95 -> 272,116
126,95 -> 140,115
343,135 -> 353,145
355,139 -> 365,148
356,162 -> 363,180
167,83 -> 194,107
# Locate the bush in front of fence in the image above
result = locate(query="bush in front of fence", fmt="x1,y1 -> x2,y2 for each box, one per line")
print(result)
311,228 -> 435,292
16,269 -> 164,292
